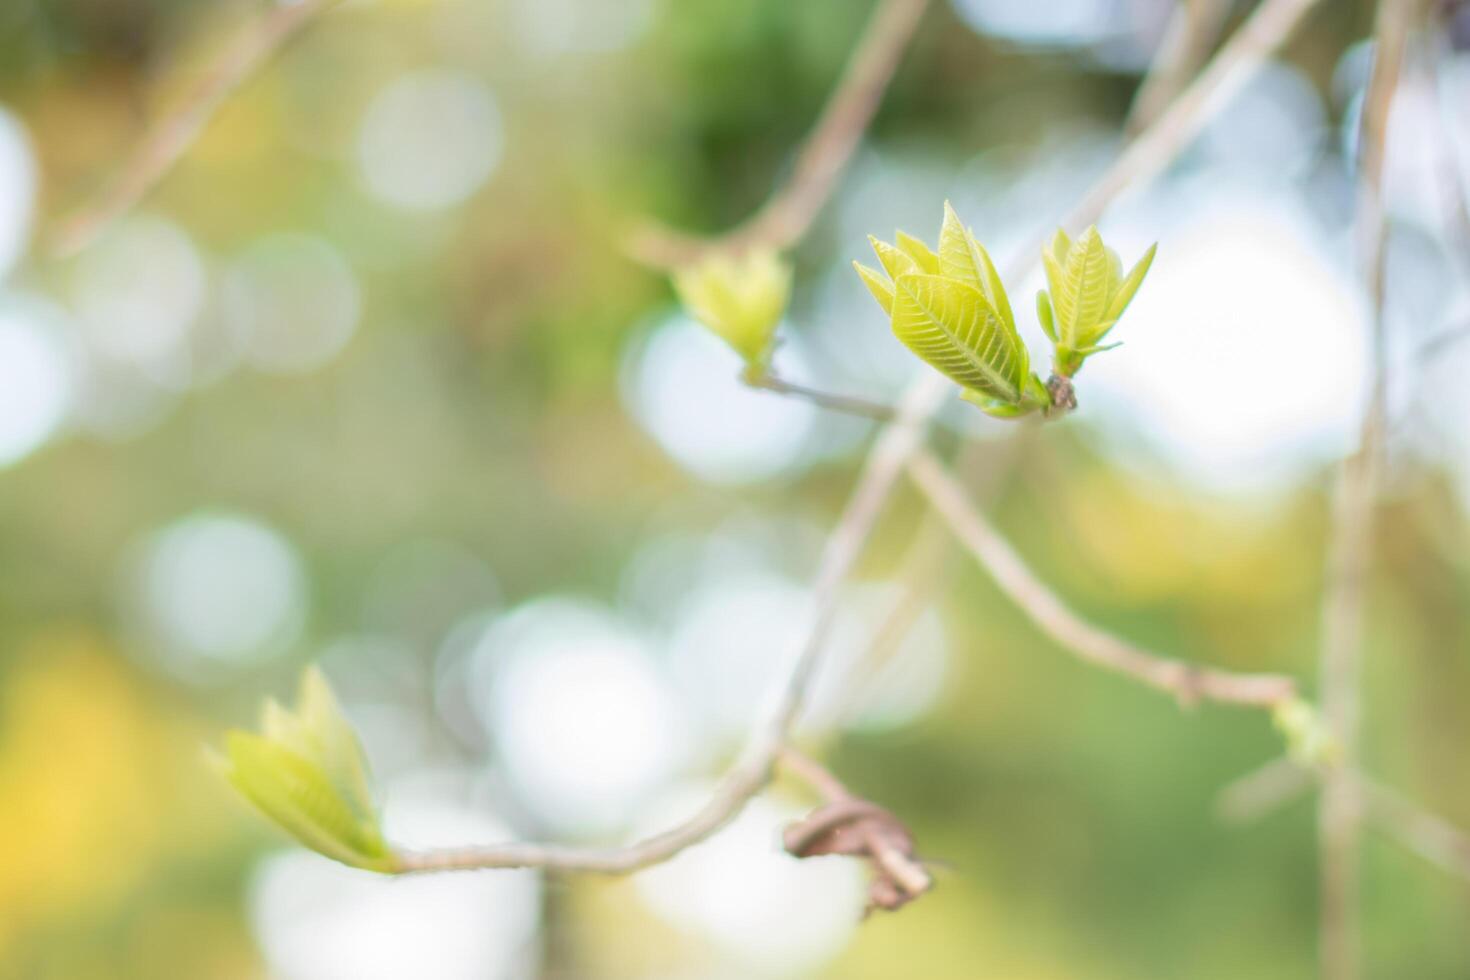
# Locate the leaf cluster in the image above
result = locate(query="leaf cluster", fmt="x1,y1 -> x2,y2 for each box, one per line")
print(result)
856,203 -> 1155,417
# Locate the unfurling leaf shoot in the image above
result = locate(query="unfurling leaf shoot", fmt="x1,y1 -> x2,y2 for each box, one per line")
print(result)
672,248 -> 792,372
856,203 -> 1156,416
213,667 -> 396,872
1040,225 -> 1155,377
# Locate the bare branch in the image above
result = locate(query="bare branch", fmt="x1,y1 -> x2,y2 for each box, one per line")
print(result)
1359,776 -> 1470,881
907,447 -> 1297,708
745,369 -> 898,421
1219,759 -> 1470,884
625,0 -> 931,269
1217,757 -> 1314,824
1318,3 -> 1414,977
1125,0 -> 1234,134
50,0 -> 343,257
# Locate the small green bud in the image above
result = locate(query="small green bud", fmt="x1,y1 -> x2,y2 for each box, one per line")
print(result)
213,667 -> 396,872
672,248 -> 792,371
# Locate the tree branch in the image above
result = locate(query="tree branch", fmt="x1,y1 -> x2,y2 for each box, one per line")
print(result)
1125,0 -> 1234,134
624,0 -> 931,269
394,0 -> 1327,877
1318,3 -> 1413,977
907,447 -> 1297,708
1217,756 -> 1314,824
744,369 -> 897,421
1219,759 -> 1470,884
49,0 -> 343,257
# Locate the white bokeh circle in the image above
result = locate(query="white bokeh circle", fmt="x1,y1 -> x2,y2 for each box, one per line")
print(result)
0,295 -> 75,468
222,233 -> 361,374
0,107 -> 36,280
633,787 -> 866,976
129,511 -> 308,680
357,69 -> 503,211
470,598 -> 685,835
623,314 -> 818,485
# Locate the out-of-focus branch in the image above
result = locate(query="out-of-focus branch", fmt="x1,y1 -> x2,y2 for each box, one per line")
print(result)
624,0 -> 931,269
1426,39 -> 1470,277
1216,756 -> 1314,824
395,0 -> 1327,878
907,447 -> 1298,708
1125,0 -> 1234,134
1218,759 -> 1470,882
1317,3 -> 1413,977
1359,776 -> 1470,880
50,0 -> 343,257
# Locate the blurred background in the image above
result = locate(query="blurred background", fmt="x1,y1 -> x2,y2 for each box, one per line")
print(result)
2,0 -> 1470,977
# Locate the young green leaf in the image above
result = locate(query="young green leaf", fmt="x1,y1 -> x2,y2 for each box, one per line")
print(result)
894,231 -> 940,274
215,667 -> 396,872
221,732 -> 395,871
1051,226 -> 1110,349
1103,242 -> 1156,326
853,261 -> 895,314
869,235 -> 920,281
1035,290 -> 1056,343
890,273 -> 1027,404
672,249 -> 792,370
938,202 -> 1015,334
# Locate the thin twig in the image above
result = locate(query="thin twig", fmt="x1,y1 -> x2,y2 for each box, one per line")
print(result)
396,0 -> 1326,876
1426,39 -> 1470,278
1125,0 -> 1234,134
1359,776 -> 1470,881
49,0 -> 343,257
1218,759 -> 1470,883
1216,756 -> 1314,824
745,370 -> 897,421
625,0 -> 931,269
907,447 -> 1297,708
1317,4 -> 1413,977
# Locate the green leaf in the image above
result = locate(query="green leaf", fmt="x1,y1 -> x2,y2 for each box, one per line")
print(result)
222,732 -> 395,871
891,273 -> 1027,403
672,249 -> 791,368
869,235 -> 919,281
853,261 -> 894,314
1053,226 -> 1110,349
297,667 -> 376,822
938,202 -> 1015,333
1036,290 -> 1056,343
894,231 -> 940,274
1103,242 -> 1156,326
